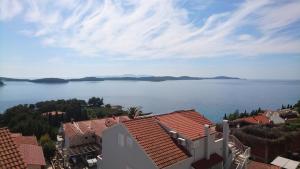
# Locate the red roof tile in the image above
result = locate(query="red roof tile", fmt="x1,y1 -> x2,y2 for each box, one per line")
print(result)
18,144 -> 46,166
247,160 -> 280,169
63,116 -> 129,139
192,153 -> 223,169
237,115 -> 270,124
12,136 -> 38,146
0,128 -> 27,169
156,110 -> 214,140
123,117 -> 190,169
174,110 -> 214,126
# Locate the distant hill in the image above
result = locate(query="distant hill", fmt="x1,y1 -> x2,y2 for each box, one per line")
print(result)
0,75 -> 242,83
0,77 -> 30,81
30,78 -> 68,83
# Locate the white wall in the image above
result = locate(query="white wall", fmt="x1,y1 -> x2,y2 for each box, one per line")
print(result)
101,124 -> 159,169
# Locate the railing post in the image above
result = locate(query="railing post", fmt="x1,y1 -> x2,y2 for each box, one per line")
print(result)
223,120 -> 229,165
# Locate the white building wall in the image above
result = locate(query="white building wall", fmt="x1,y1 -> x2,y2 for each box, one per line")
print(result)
101,124 -> 159,169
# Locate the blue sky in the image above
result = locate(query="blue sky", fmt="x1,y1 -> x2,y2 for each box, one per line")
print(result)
0,0 -> 300,79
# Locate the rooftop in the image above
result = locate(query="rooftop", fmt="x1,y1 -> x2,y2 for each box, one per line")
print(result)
42,111 -> 65,116
12,135 -> 38,146
235,114 -> 270,124
248,160 -> 280,169
192,153 -> 223,169
156,110 -> 215,140
63,115 -> 129,138
123,117 -> 190,169
18,144 -> 46,166
0,128 -> 27,169
12,133 -> 46,166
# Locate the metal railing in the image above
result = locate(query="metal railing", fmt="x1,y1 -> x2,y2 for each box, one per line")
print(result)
214,132 -> 250,169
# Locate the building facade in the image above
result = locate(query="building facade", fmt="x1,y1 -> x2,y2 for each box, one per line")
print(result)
98,110 -> 250,169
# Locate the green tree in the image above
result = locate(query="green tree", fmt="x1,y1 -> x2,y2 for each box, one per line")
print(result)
88,97 -> 104,107
294,100 -> 300,113
127,106 -> 143,119
105,104 -> 111,109
39,134 -> 55,161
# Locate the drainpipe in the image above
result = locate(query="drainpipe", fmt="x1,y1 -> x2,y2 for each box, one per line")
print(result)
205,124 -> 211,160
223,120 -> 229,164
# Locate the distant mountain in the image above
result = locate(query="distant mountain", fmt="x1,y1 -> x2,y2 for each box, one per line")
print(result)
207,76 -> 241,80
0,75 -> 242,83
0,77 -> 30,81
30,78 -> 68,83
69,77 -> 104,82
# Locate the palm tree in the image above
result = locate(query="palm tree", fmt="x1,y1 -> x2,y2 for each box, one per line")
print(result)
127,106 -> 143,119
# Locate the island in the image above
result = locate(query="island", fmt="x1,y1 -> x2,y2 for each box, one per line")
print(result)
0,75 -> 242,83
29,78 -> 69,83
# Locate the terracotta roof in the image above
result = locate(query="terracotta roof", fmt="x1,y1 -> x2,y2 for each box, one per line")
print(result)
237,115 -> 270,124
156,110 -> 214,140
192,153 -> 223,169
0,128 -> 27,169
18,144 -> 46,166
42,111 -> 65,116
248,160 -> 280,169
123,117 -> 190,169
64,116 -> 129,139
12,136 -> 38,146
174,110 -> 214,126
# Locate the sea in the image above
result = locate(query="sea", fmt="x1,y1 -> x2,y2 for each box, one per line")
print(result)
0,79 -> 299,122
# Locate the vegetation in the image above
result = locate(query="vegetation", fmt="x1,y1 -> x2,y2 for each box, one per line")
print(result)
294,100 -> 300,113
39,134 -> 55,160
0,96 -> 140,161
223,108 -> 263,121
86,106 -> 127,119
88,97 -> 104,107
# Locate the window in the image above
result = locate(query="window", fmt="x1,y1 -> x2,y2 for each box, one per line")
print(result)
127,136 -> 133,147
118,133 -> 124,147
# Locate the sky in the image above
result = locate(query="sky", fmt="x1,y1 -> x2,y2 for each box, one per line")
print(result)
0,0 -> 300,79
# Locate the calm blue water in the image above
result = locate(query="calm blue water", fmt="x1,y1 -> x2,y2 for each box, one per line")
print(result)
0,79 -> 299,122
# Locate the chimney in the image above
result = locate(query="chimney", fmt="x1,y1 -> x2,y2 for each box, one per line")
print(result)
204,124 -> 211,160
178,137 -> 186,147
169,131 -> 177,138
223,120 -> 229,162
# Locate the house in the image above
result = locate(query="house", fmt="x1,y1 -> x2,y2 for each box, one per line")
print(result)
11,134 -> 46,169
232,114 -> 271,127
0,128 -> 46,169
263,111 -> 285,124
59,115 -> 129,167
98,110 -> 250,169
42,111 -> 65,116
278,109 -> 299,119
0,128 -> 27,169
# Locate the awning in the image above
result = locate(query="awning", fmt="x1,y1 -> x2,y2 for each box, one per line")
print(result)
68,143 -> 100,157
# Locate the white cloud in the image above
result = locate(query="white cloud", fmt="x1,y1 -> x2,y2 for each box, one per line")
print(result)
0,0 -> 23,20
1,0 -> 300,59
